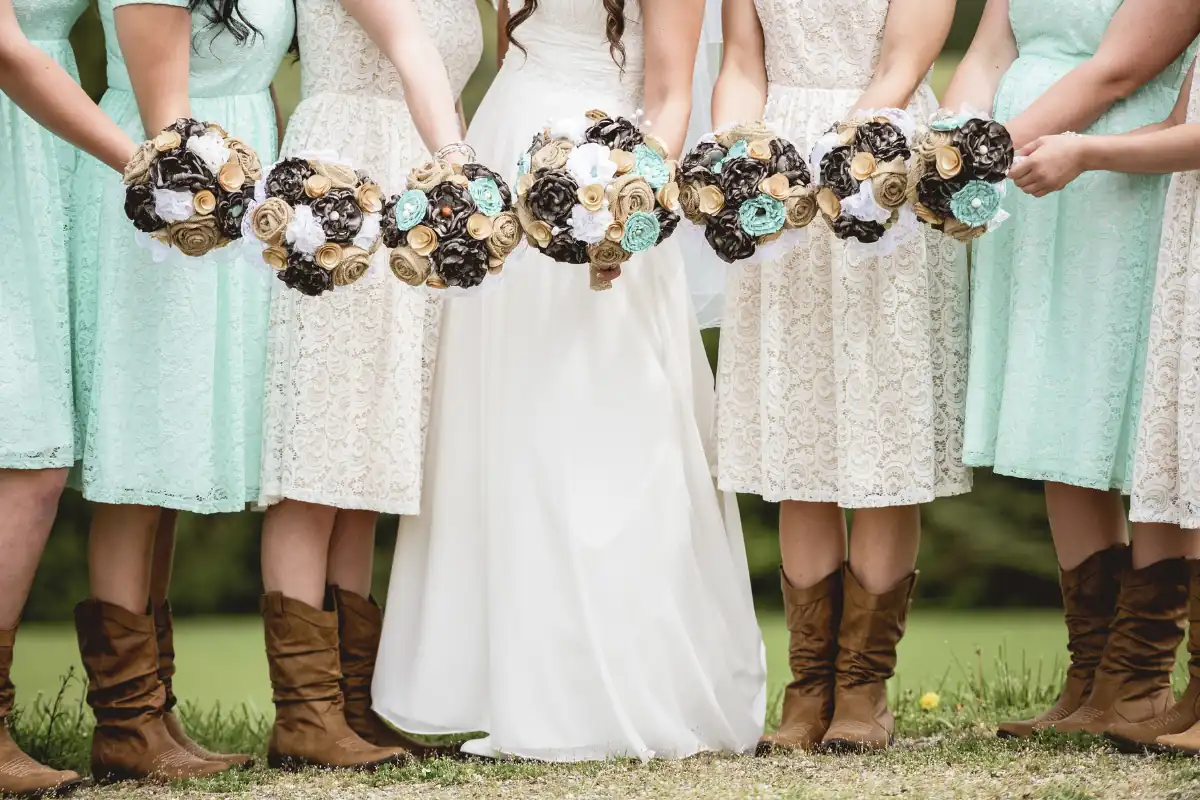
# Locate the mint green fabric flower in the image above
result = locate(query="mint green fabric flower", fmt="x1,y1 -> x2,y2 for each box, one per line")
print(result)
620,211 -> 661,253
633,145 -> 671,190
930,116 -> 968,132
469,178 -> 504,216
393,189 -> 429,231
714,140 -> 749,175
738,194 -> 786,238
517,151 -> 531,178
950,180 -> 1002,227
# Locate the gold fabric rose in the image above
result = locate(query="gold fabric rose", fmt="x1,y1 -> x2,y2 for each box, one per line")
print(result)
251,197 -> 293,246
486,211 -> 522,259
748,140 -> 772,161
406,224 -> 438,257
333,246 -> 371,285
467,213 -> 493,241
531,140 -> 574,171
427,275 -> 447,289
609,150 -> 635,176
226,138 -> 262,181
205,122 -> 229,138
153,130 -> 182,152
585,110 -> 608,122
914,130 -> 954,161
123,141 -> 157,186
517,173 -> 535,198
760,174 -> 790,202
578,184 -> 606,212
817,187 -> 842,219
312,160 -> 358,189
913,201 -> 943,226
193,190 -> 217,216
784,188 -> 818,229
588,239 -> 631,271
355,183 -> 384,214
315,242 -> 344,270
389,245 -> 433,286
715,121 -> 773,150
605,221 -> 625,243
698,185 -> 726,216
679,182 -> 704,222
408,160 -> 454,192
837,125 -> 858,146
657,181 -> 681,212
608,175 -> 655,221
935,145 -> 963,180
516,202 -> 552,247
218,161 -> 246,193
850,152 -> 878,182
304,174 -> 332,199
168,216 -> 222,257
643,134 -> 670,159
873,172 -> 908,210
262,246 -> 289,271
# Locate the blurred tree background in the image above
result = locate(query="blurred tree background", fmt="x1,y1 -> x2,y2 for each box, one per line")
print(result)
30,0 -> 1058,622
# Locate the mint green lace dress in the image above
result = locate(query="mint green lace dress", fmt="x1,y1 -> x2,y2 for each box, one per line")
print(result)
0,0 -> 87,469
70,0 -> 293,512
965,0 -> 1196,491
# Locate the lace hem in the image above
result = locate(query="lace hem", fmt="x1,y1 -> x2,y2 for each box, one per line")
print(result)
0,451 -> 74,470
963,452 -> 1130,494
71,481 -> 258,515
716,477 -> 973,508
256,484 -> 419,515
1129,501 -> 1200,529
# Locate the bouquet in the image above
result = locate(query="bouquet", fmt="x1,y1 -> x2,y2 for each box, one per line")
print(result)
809,110 -> 915,245
246,156 -> 384,296
678,121 -> 816,264
381,159 -> 521,293
123,118 -> 261,258
514,110 -> 682,290
910,114 -> 1014,241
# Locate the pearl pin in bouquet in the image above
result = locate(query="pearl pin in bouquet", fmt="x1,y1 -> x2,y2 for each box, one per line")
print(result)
678,121 -> 817,264
245,154 -> 384,296
810,109 -> 917,247
910,111 -> 1015,242
514,110 -> 682,291
123,118 -> 261,260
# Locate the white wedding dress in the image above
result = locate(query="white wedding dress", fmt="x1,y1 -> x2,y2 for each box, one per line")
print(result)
372,0 -> 767,762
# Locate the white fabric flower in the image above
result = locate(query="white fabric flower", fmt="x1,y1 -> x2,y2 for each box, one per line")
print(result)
286,204 -> 327,255
808,131 -> 842,187
749,226 -> 810,265
186,131 -> 231,174
135,230 -> 173,263
566,143 -> 618,188
153,188 -> 195,223
568,205 -> 613,244
354,212 -> 382,251
548,115 -> 592,143
841,180 -> 891,225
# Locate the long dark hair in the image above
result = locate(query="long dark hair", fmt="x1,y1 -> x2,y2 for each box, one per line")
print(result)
189,0 -> 260,44
507,0 -> 627,69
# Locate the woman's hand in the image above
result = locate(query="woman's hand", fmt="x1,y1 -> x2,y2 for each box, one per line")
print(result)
1009,135 -> 1090,197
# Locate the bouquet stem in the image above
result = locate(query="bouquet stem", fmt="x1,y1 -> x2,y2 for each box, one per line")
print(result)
589,264 -> 613,292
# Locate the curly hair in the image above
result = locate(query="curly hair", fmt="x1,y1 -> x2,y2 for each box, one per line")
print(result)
189,0 -> 260,44
507,0 -> 627,69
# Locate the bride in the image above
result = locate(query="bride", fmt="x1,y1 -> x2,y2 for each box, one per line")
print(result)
372,0 -> 766,761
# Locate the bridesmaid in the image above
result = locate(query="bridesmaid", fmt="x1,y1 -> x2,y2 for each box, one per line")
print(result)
255,0 -> 477,771
0,0 -> 135,792
1010,64 -> 1200,754
68,0 -> 292,781
712,0 -> 962,752
944,0 -> 1200,738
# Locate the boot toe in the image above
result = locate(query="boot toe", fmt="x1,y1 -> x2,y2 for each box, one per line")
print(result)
996,720 -> 1035,739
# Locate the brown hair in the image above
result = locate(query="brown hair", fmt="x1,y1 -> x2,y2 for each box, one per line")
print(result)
507,0 -> 628,69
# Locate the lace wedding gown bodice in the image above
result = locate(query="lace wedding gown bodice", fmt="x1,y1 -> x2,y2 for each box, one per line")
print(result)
752,0 -> 886,89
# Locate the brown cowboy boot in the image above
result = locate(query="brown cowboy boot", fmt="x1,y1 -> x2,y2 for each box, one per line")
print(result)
821,568 -> 917,752
757,568 -> 841,753
0,627 -> 85,797
1052,557 -> 1189,735
997,544 -> 1129,738
152,602 -> 253,768
262,592 -> 410,771
332,587 -> 451,759
75,600 -> 230,783
1108,559 -> 1200,751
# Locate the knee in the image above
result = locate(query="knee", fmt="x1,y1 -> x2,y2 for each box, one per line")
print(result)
23,468 -> 68,512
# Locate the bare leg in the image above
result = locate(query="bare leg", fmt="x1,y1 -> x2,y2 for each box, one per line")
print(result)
847,505 -> 921,593
149,510 -> 178,606
88,504 -> 161,614
326,510 -> 378,599
779,500 -> 846,589
261,499 -> 337,608
1044,483 -> 1128,570
0,468 -> 68,628
1131,521 -> 1200,568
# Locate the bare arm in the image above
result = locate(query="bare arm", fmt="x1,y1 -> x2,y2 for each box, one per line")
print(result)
497,0 -> 509,68
114,1 -> 192,137
1003,0 -> 1200,148
851,0 -> 954,113
338,0 -> 464,154
641,0 -> 704,157
0,0 -> 135,171
941,0 -> 1017,115
270,83 -> 285,146
710,0 -> 766,128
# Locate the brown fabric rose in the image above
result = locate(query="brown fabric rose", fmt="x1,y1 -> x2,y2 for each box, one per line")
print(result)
914,129 -> 954,161
224,138 -> 261,181
487,211 -> 522,260
250,197 -> 293,246
679,182 -> 704,224
784,188 -> 818,229
168,216 -> 222,257
588,239 -> 631,271
313,160 -> 358,189
608,175 -> 655,221
333,246 -> 371,286
390,245 -> 433,286
873,172 -> 908,210
123,141 -> 157,186
715,121 -> 773,150
516,201 -> 552,247
408,160 -> 454,192
531,140 -> 574,172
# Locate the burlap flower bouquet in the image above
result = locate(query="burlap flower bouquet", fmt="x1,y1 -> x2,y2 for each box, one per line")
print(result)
382,159 -> 521,294
678,121 -> 816,264
123,118 -> 260,260
245,155 -> 384,296
910,113 -> 1014,242
514,111 -> 682,291
809,109 -> 916,247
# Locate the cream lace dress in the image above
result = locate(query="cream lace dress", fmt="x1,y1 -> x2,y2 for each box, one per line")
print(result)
716,0 -> 971,507
257,0 -> 482,513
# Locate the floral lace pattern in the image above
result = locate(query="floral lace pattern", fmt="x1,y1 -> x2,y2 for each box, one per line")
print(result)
257,0 -> 482,514
716,0 -> 970,507
1131,75 -> 1200,526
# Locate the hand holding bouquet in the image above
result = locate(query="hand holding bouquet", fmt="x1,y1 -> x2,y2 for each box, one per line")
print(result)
246,155 -> 384,296
123,118 -> 260,259
678,121 -> 816,264
514,110 -> 682,291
